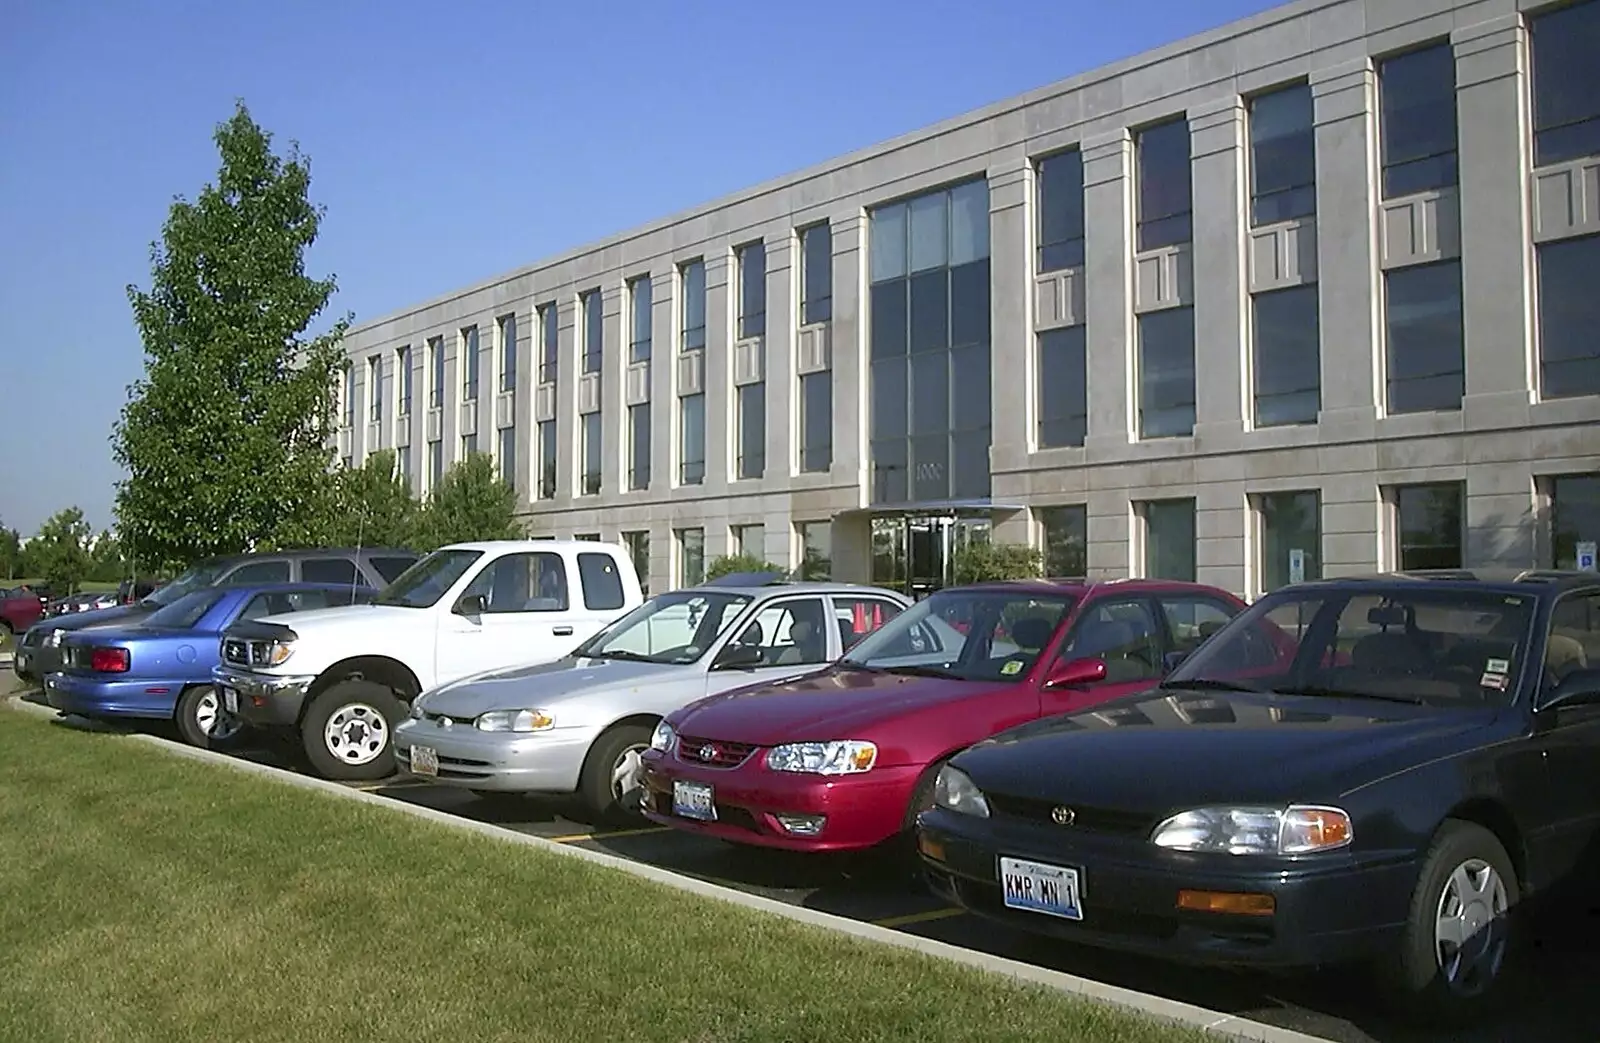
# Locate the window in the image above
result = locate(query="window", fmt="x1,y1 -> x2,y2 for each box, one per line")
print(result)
629,277 -> 652,363
1378,43 -> 1458,198
461,325 -> 480,400
628,402 -> 650,490
225,560 -> 292,584
1135,119 -> 1193,251
1385,260 -> 1464,413
428,440 -> 443,487
1037,327 -> 1087,447
737,241 -> 766,339
1395,483 -> 1464,570
1037,149 -> 1086,270
396,446 -> 411,489
302,558 -> 360,585
622,531 -> 650,596
868,179 -> 992,504
1137,306 -> 1196,438
799,371 -> 832,473
1530,1 -> 1600,167
738,597 -> 831,667
498,427 -> 516,486
798,521 -> 832,581
846,589 -> 1075,682
676,528 -> 705,588
737,382 -> 765,479
578,552 -> 626,611
581,291 -> 602,375
1548,594 -> 1600,692
429,336 -> 445,408
1537,233 -> 1600,399
1158,597 -> 1239,658
1039,505 -> 1087,578
732,524 -> 765,560
579,590 -> 752,663
537,420 -> 556,499
373,548 -> 484,608
1253,284 -> 1321,427
1551,473 -> 1600,571
538,303 -> 558,384
460,552 -> 570,613
680,260 -> 706,352
341,363 -> 356,427
800,223 -> 832,324
498,314 -> 517,393
461,433 -> 478,459
833,596 -> 904,652
396,346 -> 412,416
1060,599 -> 1164,683
371,556 -> 417,584
1144,499 -> 1197,581
367,356 -> 382,422
1258,490 -> 1321,592
145,590 -> 226,629
679,393 -> 705,485
580,411 -> 601,495
1249,84 -> 1316,226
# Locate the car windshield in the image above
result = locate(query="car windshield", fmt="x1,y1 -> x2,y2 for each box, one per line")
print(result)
840,589 -> 1077,682
573,590 -> 754,665
143,590 -> 225,630
1167,586 -> 1538,707
373,549 -> 484,608
145,561 -> 233,606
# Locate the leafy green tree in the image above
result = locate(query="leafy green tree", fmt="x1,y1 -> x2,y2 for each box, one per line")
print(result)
0,524 -> 20,581
413,454 -> 523,550
705,553 -> 789,581
28,508 -> 94,593
951,541 -> 1044,584
87,530 -> 130,584
325,450 -> 420,549
113,101 -> 349,571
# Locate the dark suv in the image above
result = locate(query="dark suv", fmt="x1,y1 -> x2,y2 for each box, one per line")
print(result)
14,547 -> 418,685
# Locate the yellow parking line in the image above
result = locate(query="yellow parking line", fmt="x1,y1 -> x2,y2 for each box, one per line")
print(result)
871,907 -> 966,928
548,826 -> 670,844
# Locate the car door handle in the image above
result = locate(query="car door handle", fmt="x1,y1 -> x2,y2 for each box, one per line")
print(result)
553,625 -> 574,636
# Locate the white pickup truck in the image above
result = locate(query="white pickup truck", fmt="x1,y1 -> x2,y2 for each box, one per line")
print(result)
213,539 -> 645,780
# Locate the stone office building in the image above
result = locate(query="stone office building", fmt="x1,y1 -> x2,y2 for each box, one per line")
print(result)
335,0 -> 1600,599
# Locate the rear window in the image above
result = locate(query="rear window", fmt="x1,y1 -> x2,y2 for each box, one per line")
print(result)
301,558 -> 360,585
370,556 -> 417,584
223,560 -> 291,584
577,552 -> 626,611
145,590 -> 225,630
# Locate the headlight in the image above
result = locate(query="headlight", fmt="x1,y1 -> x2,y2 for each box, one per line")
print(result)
261,640 -> 294,667
474,709 -> 555,733
1150,805 -> 1353,855
932,764 -> 990,818
409,698 -> 426,720
764,740 -> 877,775
650,719 -> 676,752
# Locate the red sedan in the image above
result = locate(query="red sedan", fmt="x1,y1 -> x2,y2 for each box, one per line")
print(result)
639,579 -> 1249,853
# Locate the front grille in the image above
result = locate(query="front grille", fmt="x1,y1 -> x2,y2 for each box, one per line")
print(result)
222,638 -> 279,668
676,736 -> 758,769
419,710 -> 476,727
984,793 -> 1155,836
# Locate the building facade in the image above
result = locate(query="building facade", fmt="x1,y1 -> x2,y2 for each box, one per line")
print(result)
335,0 -> 1600,599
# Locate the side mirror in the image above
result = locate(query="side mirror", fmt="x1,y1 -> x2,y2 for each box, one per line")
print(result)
1540,668 -> 1600,714
454,594 -> 488,617
1043,656 -> 1108,689
713,643 -> 764,671
1163,650 -> 1190,674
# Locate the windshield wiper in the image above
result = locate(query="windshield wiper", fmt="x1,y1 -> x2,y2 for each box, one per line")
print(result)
881,664 -> 964,680
1271,684 -> 1428,706
835,661 -> 882,673
1158,677 -> 1266,693
586,649 -> 659,663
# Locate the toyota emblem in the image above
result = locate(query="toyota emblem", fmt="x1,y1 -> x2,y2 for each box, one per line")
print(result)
1051,806 -> 1076,827
699,744 -> 716,761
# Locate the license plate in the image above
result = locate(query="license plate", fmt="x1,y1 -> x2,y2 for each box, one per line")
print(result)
672,779 -> 716,821
222,687 -> 238,713
1000,856 -> 1084,921
410,745 -> 439,777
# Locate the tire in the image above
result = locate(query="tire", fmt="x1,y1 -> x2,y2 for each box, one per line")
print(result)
300,679 -> 404,781
1375,819 -> 1521,1025
174,684 -> 244,750
578,723 -> 654,826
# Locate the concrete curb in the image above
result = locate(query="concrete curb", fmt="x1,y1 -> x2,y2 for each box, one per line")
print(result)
3,695 -> 1333,1043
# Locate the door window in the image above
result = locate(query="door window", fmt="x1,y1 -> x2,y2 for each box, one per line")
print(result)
832,596 -> 905,652
729,597 -> 830,667
238,589 -> 334,622
1157,596 -> 1239,656
224,560 -> 291,584
460,552 -> 570,613
301,557 -> 360,585
577,552 -> 626,611
1546,593 -> 1600,691
1059,599 -> 1163,683
370,556 -> 417,584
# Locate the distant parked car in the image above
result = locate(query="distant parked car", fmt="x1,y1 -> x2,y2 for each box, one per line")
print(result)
42,582 -> 377,748
14,547 -> 418,685
394,575 -> 911,823
640,579 -> 1248,853
0,586 -> 44,640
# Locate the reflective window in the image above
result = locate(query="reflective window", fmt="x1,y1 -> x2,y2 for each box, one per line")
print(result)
580,411 -> 601,495
1530,0 -> 1600,167
1144,499 -> 1196,582
581,291 -> 603,375
629,278 -> 652,363
498,314 -> 517,393
1259,490 -> 1321,592
1037,149 -> 1086,271
582,590 -> 750,663
729,598 -> 831,667
1396,483 -> 1463,570
737,382 -> 765,480
1378,43 -> 1458,198
800,223 -> 832,325
1037,326 -> 1087,448
225,560 -> 292,584
799,371 -> 831,473
461,326 -> 480,401
368,356 -> 382,422
396,446 -> 411,488
797,521 -> 832,581
537,420 -> 556,499
622,531 -> 651,597
833,596 -> 903,651
732,524 -> 765,559
1136,119 -> 1193,250
429,336 -> 445,408
1537,233 -> 1600,399
538,303 -> 558,384
461,433 -> 477,458
676,528 -> 705,587
145,590 -> 226,629
1158,597 -> 1240,657
627,402 -> 650,491
374,549 -> 484,608
1386,260 -> 1464,413
680,260 -> 706,352
1551,473 -> 1600,571
461,552 -> 570,613
843,588 -> 1076,683
1249,84 -> 1316,226
1547,594 -> 1600,691
237,589 -> 330,621
679,393 -> 705,485
428,439 -> 443,487
1253,284 -> 1321,427
302,557 -> 360,585
1060,599 -> 1163,683
578,552 -> 626,611
1137,306 -> 1196,438
341,363 -> 355,427
738,241 -> 766,339
371,556 -> 416,585
498,426 -> 516,486
396,346 -> 412,416
1039,505 -> 1087,578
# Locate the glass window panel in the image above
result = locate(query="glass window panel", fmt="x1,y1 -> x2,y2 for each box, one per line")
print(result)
581,292 -> 603,374
1530,1 -> 1600,166
1386,260 -> 1464,413
1037,326 -> 1088,448
908,193 -> 948,273
1138,306 -> 1196,438
1552,474 -> 1600,570
462,326 -> 480,398
1379,44 -> 1458,197
800,371 -> 832,473
949,259 -> 989,348
908,270 -> 949,354
737,382 -> 765,479
739,242 -> 766,339
677,528 -> 705,587
1250,85 -> 1317,225
910,350 -> 949,436
628,402 -> 650,490
870,279 -> 908,358
1037,150 -> 1086,273
1259,491 -> 1322,591
801,223 -> 833,325
539,305 -> 558,384
1538,234 -> 1600,398
430,337 -> 445,407
1396,483 -> 1463,570
798,521 -> 832,580
537,420 -> 556,498
950,344 -> 990,433
1039,505 -> 1088,577
1145,499 -> 1197,582
581,411 -> 602,494
870,203 -> 907,283
397,347 -> 412,414
871,438 -> 909,504
630,279 -> 652,362
681,261 -> 706,352
911,434 -> 948,502
679,393 -> 705,485
498,426 -> 516,485
951,428 -> 991,500
871,357 -> 908,441
1136,118 -> 1193,250
498,315 -> 517,392
1253,284 -> 1322,427
949,179 -> 991,265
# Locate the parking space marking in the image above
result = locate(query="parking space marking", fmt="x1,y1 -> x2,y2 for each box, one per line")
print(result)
871,907 -> 967,928
549,826 -> 671,844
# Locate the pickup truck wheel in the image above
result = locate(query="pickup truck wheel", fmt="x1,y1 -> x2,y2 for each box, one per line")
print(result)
301,680 -> 402,781
174,684 -> 243,750
580,723 -> 653,826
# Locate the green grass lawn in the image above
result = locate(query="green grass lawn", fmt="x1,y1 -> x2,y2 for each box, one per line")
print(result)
0,713 -> 1213,1043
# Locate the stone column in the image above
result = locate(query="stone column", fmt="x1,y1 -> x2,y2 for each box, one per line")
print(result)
1081,129 -> 1133,577
763,233 -> 796,485
554,296 -> 577,502
649,269 -> 675,496
1189,97 -> 1247,442
829,212 -> 868,496
987,151 -> 1032,484
703,251 -> 732,496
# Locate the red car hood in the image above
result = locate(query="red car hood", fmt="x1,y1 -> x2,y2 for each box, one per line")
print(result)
670,666 -> 987,745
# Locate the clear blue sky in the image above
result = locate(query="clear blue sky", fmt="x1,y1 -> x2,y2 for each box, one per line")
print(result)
0,0 -> 1276,536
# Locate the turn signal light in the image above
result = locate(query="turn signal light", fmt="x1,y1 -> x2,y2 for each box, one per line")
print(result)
89,647 -> 130,673
1176,890 -> 1276,917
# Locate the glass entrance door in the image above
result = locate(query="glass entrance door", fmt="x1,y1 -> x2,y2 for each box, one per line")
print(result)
907,518 -> 950,599
871,513 -> 991,597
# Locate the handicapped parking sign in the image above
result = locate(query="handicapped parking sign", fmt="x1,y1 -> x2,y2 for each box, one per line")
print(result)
1578,541 -> 1598,573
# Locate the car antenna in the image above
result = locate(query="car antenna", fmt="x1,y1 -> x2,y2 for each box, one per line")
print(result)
352,506 -> 366,603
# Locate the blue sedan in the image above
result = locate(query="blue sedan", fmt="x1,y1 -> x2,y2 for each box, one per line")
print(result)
43,582 -> 374,748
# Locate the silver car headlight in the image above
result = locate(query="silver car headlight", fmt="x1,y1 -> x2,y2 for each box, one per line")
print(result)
932,765 -> 990,818
764,740 -> 877,775
1150,805 -> 1353,856
650,719 -> 677,752
474,709 -> 555,733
